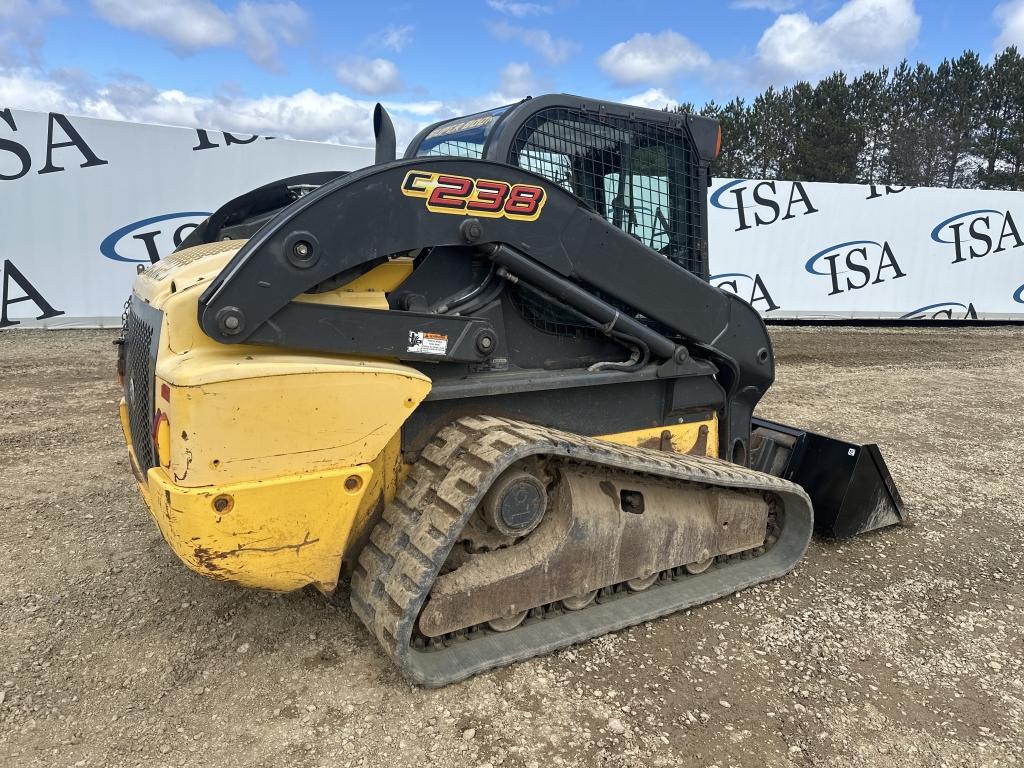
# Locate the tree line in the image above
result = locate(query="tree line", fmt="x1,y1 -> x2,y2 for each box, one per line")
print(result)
677,47 -> 1024,190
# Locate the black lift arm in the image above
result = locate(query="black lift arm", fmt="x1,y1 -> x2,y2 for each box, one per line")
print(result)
197,155 -> 775,459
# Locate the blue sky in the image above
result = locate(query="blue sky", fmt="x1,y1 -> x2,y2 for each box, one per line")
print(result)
1,0 -> 1022,147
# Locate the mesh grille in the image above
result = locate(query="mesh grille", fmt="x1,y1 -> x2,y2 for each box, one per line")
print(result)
508,106 -> 707,277
122,300 -> 157,472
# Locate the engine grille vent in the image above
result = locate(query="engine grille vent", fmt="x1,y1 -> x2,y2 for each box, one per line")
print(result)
122,300 -> 157,472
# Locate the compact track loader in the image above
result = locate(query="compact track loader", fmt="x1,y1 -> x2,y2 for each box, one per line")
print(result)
117,95 -> 903,686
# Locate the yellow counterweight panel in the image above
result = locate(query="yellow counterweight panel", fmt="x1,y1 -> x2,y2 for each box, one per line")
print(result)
142,463 -> 373,592
293,260 -> 414,310
158,366 -> 429,488
599,416 -> 719,458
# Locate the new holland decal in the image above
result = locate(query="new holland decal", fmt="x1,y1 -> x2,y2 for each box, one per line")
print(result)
401,170 -> 547,221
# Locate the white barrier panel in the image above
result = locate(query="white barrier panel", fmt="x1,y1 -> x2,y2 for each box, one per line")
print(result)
0,108 -> 373,327
708,178 -> 1024,320
2,109 -> 1022,326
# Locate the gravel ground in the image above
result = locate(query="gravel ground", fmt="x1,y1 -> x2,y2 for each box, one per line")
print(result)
1,326 -> 1022,768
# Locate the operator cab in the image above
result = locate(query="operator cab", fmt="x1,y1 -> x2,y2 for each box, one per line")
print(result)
406,95 -> 720,278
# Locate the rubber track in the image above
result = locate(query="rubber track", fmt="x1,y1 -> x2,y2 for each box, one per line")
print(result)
350,415 -> 813,687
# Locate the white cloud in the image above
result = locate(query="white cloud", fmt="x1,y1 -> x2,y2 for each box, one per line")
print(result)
0,67 -> 445,146
0,0 -> 67,66
498,61 -> 538,98
622,87 -> 678,110
486,0 -> 552,17
489,21 -> 576,64
198,90 -> 428,145
755,0 -> 920,81
377,23 -> 413,52
598,30 -> 711,86
995,0 -> 1024,51
0,51 -> 546,150
731,0 -> 797,10
89,0 -> 309,70
90,0 -> 235,51
336,57 -> 402,94
235,2 -> 307,71
0,67 -> 72,111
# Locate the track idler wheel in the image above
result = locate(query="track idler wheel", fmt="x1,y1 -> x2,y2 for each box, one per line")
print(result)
480,469 -> 547,537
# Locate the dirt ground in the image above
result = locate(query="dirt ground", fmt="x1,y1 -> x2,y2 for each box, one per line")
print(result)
1,326 -> 1022,768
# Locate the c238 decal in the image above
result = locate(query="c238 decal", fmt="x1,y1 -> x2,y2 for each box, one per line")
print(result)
400,170 -> 547,221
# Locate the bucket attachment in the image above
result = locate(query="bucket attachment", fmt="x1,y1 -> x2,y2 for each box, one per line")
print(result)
750,418 -> 904,539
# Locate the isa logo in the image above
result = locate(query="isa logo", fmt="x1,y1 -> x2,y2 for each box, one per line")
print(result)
900,302 -> 977,320
710,179 -> 819,232
100,211 -> 210,264
1014,284 -> 1024,305
710,272 -> 780,312
930,209 -> 1023,264
805,240 -> 906,296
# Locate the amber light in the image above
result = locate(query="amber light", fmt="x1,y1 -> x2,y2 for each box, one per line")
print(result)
714,126 -> 722,160
152,410 -> 171,468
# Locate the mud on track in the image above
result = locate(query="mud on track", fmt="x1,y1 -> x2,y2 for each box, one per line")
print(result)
1,326 -> 1021,767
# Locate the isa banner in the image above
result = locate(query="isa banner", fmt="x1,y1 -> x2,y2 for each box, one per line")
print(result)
0,108 -> 373,328
708,178 -> 1024,320
2,109 -> 1022,326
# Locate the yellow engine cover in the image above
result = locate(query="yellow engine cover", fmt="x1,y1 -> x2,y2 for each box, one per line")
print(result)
122,241 -> 430,592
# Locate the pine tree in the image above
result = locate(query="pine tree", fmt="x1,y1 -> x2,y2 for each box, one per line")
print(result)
883,61 -> 935,185
785,74 -> 861,183
934,51 -> 984,187
977,46 -> 1024,189
1001,56 -> 1024,190
850,68 -> 892,184
713,98 -> 753,178
915,63 -> 945,186
748,86 -> 792,179
665,46 -> 1024,189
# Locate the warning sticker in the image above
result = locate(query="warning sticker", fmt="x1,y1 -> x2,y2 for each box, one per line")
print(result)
407,331 -> 449,355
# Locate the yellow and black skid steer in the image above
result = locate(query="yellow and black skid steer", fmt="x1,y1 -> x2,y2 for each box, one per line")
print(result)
116,95 -> 903,686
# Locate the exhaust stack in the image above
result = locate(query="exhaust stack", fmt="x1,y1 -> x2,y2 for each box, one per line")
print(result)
374,103 -> 396,164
